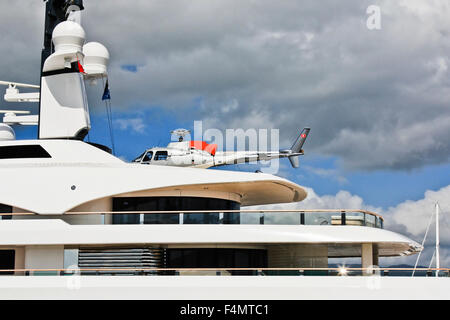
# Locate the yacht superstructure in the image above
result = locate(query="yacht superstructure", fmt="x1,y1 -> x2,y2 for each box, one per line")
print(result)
0,0 -> 448,300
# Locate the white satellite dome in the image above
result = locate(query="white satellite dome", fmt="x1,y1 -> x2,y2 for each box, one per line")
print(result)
0,124 -> 15,141
82,42 -> 110,76
52,21 -> 86,53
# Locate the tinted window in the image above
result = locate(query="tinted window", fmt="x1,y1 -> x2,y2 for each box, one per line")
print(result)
0,145 -> 51,159
0,204 -> 12,220
166,248 -> 267,275
0,250 -> 15,275
112,199 -> 141,224
112,197 -> 240,225
154,151 -> 168,161
142,151 -> 153,163
132,152 -> 146,162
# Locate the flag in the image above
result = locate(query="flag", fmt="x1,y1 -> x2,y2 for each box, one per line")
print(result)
77,60 -> 85,74
102,80 -> 111,100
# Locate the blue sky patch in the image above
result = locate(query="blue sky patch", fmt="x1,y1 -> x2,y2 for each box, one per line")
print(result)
120,64 -> 138,73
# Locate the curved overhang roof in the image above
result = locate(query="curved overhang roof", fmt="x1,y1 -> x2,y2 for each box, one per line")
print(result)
0,220 -> 421,257
0,140 -> 307,214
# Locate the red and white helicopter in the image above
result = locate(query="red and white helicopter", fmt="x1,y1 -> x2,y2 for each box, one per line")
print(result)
133,128 -> 310,168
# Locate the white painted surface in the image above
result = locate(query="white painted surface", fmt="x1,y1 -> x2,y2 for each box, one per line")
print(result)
39,73 -> 90,139
3,91 -> 39,103
0,276 -> 448,300
3,114 -> 38,126
24,246 -> 64,269
0,220 -> 421,256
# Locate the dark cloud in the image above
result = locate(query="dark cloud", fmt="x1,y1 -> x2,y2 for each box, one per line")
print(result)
0,2 -> 42,84
1,1 -> 449,171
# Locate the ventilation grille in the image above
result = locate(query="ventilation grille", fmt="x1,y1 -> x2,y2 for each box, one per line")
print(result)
78,247 -> 164,273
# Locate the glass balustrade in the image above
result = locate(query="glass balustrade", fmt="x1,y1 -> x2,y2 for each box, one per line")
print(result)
1,209 -> 384,228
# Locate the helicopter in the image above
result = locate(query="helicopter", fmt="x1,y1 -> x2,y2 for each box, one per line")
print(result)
132,128 -> 310,168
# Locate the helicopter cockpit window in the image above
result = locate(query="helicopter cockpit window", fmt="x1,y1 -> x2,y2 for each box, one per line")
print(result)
142,151 -> 153,163
132,151 -> 146,162
154,151 -> 168,161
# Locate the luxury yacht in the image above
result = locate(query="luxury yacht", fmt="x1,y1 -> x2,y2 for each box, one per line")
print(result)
0,0 -> 448,300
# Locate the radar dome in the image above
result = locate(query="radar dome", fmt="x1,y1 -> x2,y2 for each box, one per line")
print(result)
82,42 -> 110,76
52,21 -> 86,53
0,124 -> 15,141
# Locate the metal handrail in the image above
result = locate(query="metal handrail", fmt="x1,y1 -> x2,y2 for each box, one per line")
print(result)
0,209 -> 384,221
0,267 -> 448,273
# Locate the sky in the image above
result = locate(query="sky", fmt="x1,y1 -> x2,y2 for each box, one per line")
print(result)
0,0 -> 449,267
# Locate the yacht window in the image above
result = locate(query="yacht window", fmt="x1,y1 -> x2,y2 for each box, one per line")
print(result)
0,250 -> 15,275
0,145 -> 51,159
142,151 -> 153,163
0,204 -> 12,220
112,197 -> 240,225
166,248 -> 267,275
154,151 -> 168,161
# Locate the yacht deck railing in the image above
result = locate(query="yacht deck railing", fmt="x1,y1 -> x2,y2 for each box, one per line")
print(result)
0,209 -> 384,228
0,267 -> 448,277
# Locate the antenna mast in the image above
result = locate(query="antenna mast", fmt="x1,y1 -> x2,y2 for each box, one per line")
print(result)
41,0 -> 84,74
39,0 -> 84,139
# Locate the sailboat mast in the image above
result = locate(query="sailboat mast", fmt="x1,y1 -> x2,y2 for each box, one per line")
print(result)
435,203 -> 440,277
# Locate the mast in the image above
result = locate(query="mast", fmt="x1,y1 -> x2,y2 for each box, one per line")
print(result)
38,0 -> 109,140
41,0 -> 84,73
39,0 -> 84,139
435,202 -> 440,277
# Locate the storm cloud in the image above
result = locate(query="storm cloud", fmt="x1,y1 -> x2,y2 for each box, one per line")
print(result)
0,1 -> 449,171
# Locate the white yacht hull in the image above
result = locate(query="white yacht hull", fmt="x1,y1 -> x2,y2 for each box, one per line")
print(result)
0,276 -> 448,300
